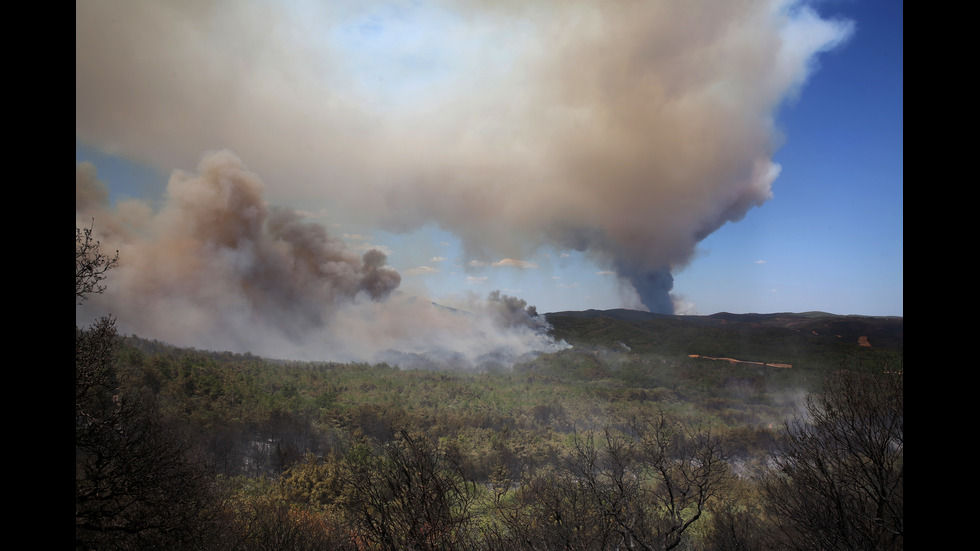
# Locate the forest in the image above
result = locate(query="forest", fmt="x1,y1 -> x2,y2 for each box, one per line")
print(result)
76,226 -> 903,550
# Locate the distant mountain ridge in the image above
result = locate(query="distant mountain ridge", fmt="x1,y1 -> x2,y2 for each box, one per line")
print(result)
546,308 -> 901,322
546,309 -> 903,335
543,309 -> 903,369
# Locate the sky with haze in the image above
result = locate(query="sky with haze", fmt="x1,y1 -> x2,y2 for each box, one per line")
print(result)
76,0 -> 902,363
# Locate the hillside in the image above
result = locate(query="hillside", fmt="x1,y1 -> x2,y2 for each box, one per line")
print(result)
545,309 -> 903,374
81,306 -> 903,550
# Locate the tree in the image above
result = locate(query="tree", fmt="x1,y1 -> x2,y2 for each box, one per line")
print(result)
569,410 -> 733,551
75,381 -> 219,549
215,475 -> 353,551
341,430 -> 478,551
703,479 -> 767,551
487,470 -> 618,551
762,369 -> 903,550
76,223 -> 218,550
76,222 -> 118,304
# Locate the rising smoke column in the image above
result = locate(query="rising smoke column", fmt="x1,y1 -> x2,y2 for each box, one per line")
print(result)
76,0 -> 854,314
76,150 -> 400,353
77,152 -> 564,365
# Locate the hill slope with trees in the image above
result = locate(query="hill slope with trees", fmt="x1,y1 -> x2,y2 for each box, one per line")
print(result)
77,225 -> 903,550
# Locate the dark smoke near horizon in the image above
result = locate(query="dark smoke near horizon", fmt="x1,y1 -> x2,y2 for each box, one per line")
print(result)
623,267 -> 675,315
76,151 -> 400,341
76,0 -> 855,351
76,154 -> 567,364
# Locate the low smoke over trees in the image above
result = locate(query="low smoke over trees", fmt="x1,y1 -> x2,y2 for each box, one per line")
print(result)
762,369 -> 904,550
75,153 -> 403,357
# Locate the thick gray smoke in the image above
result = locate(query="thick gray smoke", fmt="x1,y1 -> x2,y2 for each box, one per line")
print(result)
75,151 -> 402,346
76,153 -> 565,363
618,266 -> 675,316
76,0 -> 853,317
486,290 -> 545,330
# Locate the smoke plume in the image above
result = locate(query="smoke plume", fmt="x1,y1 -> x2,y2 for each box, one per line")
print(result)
77,153 -> 565,364
77,1 -> 853,330
76,151 -> 396,345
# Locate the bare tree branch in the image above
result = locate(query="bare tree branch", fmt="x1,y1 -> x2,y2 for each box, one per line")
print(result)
76,221 -> 119,304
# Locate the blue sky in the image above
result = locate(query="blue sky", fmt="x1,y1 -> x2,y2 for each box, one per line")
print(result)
710,0 -> 902,316
77,0 -> 902,323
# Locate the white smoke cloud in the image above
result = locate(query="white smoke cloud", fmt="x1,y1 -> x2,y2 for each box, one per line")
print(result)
76,0 -> 854,354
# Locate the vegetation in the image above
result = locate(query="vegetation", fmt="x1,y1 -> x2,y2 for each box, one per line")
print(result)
76,228 -> 217,549
76,225 -> 903,550
761,369 -> 904,550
